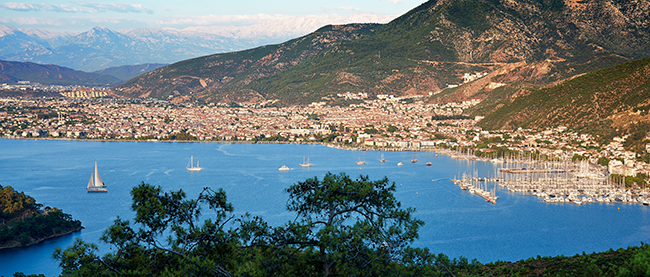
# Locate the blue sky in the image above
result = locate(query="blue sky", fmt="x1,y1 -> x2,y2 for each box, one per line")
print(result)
0,0 -> 428,33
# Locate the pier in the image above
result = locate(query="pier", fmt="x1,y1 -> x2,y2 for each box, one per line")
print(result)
451,155 -> 650,206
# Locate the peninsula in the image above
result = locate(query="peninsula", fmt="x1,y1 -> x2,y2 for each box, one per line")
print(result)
0,185 -> 82,249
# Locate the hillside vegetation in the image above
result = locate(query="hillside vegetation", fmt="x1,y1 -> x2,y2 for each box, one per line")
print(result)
115,0 -> 650,106
0,60 -> 121,86
472,57 -> 650,148
0,185 -> 82,249
116,24 -> 380,103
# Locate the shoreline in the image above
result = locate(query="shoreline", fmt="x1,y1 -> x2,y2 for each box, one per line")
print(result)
0,136 -> 435,152
0,226 -> 83,250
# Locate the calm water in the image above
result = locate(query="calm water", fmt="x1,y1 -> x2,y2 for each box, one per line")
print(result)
1,139 -> 649,276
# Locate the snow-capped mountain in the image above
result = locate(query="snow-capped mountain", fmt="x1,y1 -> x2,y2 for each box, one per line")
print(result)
0,25 -> 304,72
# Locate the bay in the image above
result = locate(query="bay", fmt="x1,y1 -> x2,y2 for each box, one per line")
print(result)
0,138 -> 649,276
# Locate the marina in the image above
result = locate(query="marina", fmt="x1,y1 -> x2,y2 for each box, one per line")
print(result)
446,148 -> 650,206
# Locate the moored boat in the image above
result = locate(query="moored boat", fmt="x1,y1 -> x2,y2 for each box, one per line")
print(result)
186,155 -> 203,171
300,156 -> 313,167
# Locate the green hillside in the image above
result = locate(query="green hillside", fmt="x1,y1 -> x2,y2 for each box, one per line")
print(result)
116,24 -> 380,103
0,60 -> 121,86
114,0 -> 650,106
0,185 -> 82,249
472,57 -> 650,148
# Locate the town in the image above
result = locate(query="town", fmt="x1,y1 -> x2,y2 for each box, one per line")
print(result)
1,95 -> 648,191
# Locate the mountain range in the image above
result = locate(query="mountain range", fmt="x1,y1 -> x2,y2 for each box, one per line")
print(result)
0,60 -> 120,86
0,61 -> 167,87
0,24 -> 308,72
114,0 -> 650,106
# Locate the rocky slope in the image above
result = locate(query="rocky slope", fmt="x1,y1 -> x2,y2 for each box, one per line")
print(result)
115,24 -> 380,103
470,57 -> 650,148
114,0 -> 650,106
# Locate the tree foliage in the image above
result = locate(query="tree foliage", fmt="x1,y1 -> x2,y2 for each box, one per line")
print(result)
0,210 -> 81,247
282,172 -> 423,276
52,175 -> 424,277
0,185 -> 41,223
54,182 -> 263,276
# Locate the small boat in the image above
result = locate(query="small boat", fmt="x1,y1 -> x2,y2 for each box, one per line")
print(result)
186,155 -> 203,171
397,162 -> 403,166
380,153 -> 386,163
300,156 -> 313,167
356,156 -> 366,165
411,152 -> 417,163
87,160 -> 107,192
426,162 -> 432,166
278,165 -> 290,171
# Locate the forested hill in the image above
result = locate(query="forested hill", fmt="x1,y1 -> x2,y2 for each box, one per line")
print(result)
0,185 -> 82,249
470,57 -> 650,150
0,60 -> 121,86
115,24 -> 380,103
114,0 -> 650,105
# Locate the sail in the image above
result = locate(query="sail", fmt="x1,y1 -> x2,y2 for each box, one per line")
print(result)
87,172 -> 94,189
94,161 -> 105,188
187,155 -> 194,169
186,155 -> 203,171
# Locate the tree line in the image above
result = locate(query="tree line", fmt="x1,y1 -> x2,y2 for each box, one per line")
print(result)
0,185 -> 82,249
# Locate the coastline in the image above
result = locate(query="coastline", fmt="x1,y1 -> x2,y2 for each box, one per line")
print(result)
0,136 -> 434,152
0,226 -> 83,250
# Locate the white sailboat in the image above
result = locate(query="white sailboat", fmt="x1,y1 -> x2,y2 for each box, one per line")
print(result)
300,156 -> 312,167
380,153 -> 386,163
278,165 -> 290,171
186,155 -> 203,171
87,160 -> 107,192
356,156 -> 366,165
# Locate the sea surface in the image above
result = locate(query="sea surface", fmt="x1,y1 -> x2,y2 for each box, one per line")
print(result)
1,139 -> 649,276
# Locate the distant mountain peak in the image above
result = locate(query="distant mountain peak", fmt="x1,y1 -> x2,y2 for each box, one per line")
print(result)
89,26 -> 111,33
0,25 -> 21,36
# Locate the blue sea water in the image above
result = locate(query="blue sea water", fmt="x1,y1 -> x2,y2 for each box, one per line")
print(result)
0,138 -> 649,276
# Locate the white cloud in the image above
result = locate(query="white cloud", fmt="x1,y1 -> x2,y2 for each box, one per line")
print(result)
157,13 -> 396,28
0,3 -> 38,11
78,3 -> 154,14
40,3 -> 81,13
0,2 -> 79,13
0,16 -> 65,26
0,2 -> 152,14
389,0 -> 406,3
156,14 -> 291,26
176,13 -> 398,39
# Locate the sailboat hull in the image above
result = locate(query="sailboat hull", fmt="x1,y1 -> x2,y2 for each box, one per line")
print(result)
87,188 -> 108,192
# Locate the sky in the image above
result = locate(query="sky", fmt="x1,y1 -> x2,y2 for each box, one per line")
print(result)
0,0 -> 428,34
